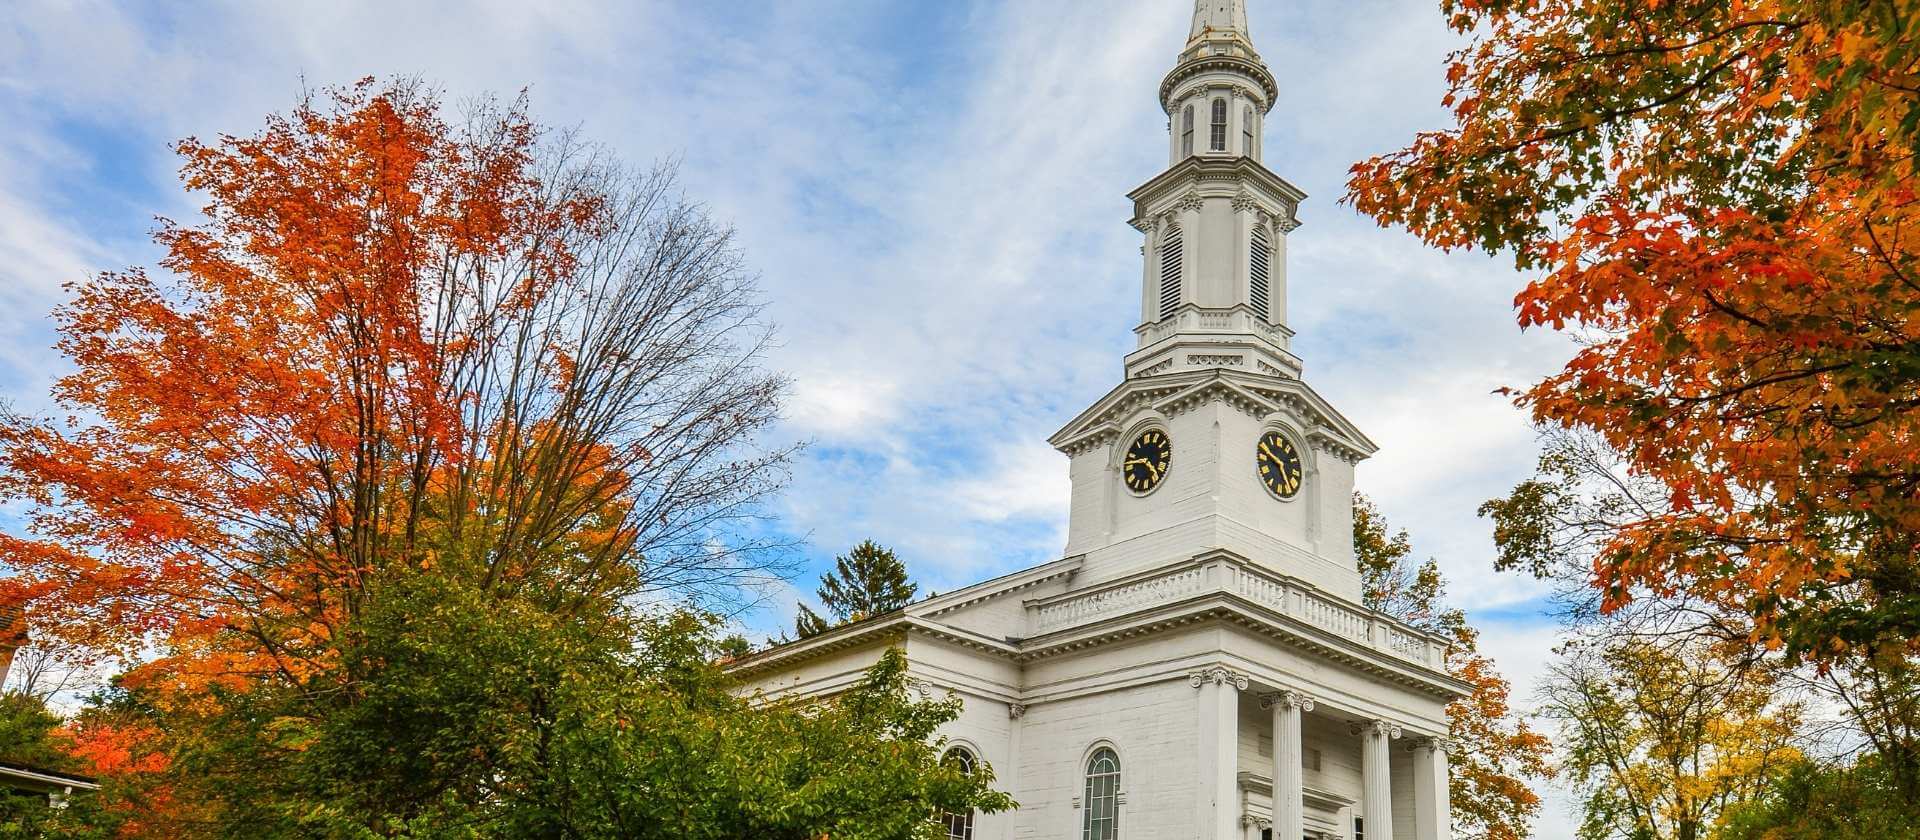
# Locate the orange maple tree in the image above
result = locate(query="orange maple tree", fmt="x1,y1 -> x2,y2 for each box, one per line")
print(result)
1348,1 -> 1920,661
0,78 -> 789,699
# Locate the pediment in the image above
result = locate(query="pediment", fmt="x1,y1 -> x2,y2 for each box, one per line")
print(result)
1048,369 -> 1375,461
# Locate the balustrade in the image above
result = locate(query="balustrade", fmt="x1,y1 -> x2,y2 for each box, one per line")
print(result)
1026,557 -> 1441,668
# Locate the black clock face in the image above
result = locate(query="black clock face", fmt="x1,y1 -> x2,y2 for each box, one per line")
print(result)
1257,430 -> 1304,499
1122,429 -> 1171,494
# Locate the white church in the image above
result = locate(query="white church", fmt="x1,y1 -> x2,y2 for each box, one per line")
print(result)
730,3 -> 1469,839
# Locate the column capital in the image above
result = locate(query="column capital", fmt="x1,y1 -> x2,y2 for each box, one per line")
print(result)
1008,703 -> 1028,720
1351,719 -> 1403,739
1241,814 -> 1273,829
1406,735 -> 1454,755
1259,690 -> 1315,712
1189,666 -> 1249,691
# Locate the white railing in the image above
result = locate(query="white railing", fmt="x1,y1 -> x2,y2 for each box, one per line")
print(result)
1024,556 -> 1445,670
1031,564 -> 1207,633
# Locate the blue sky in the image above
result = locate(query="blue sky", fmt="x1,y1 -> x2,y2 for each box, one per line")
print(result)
4,1 -> 1580,835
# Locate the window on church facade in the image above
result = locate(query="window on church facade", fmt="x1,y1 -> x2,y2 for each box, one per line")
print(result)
1249,225 -> 1271,319
1159,227 -> 1183,320
940,747 -> 977,839
1210,98 -> 1227,151
1181,105 -> 1195,157
1243,105 -> 1255,157
1083,748 -> 1120,840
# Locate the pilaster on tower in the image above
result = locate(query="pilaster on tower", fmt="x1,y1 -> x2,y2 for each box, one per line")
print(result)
1128,0 -> 1306,382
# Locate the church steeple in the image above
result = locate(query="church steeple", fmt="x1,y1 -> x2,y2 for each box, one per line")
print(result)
1128,0 -> 1302,381
1049,0 -> 1375,601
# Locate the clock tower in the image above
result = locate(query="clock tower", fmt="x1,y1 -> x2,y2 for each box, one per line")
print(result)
1047,0 -> 1375,602
733,7 -> 1465,840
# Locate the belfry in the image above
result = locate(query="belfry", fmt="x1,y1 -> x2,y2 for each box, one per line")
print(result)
732,3 -> 1468,838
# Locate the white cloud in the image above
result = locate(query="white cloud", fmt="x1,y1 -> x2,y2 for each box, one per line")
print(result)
2,3 -> 1586,833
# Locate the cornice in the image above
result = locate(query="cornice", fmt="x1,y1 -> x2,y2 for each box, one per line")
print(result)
1159,54 -> 1279,113
1153,376 -> 1282,422
917,555 -> 1083,618
723,614 -> 1020,681
1046,372 -> 1213,454
1014,595 -> 1471,701
1047,369 -> 1376,462
1128,157 -> 1306,231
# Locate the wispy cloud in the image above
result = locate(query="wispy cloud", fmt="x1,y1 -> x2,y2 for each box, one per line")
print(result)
4,2 -> 1582,833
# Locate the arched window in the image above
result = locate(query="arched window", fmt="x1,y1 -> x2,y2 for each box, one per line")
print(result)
1242,105 -> 1255,157
941,747 -> 977,840
1249,224 -> 1271,319
1209,98 -> 1228,152
1159,227 -> 1183,320
1084,747 -> 1121,840
1181,105 -> 1195,157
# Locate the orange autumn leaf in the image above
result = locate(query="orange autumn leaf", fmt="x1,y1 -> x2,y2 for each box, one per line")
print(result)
1346,0 -> 1920,662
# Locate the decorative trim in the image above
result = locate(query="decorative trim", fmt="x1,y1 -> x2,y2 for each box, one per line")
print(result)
1136,359 -> 1174,377
1008,703 -> 1029,720
1186,354 -> 1244,366
1176,189 -> 1205,212
1160,54 -> 1279,112
1232,189 -> 1259,212
1189,666 -> 1250,691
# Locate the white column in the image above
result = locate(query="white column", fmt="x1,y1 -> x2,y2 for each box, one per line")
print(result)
1194,667 -> 1247,840
1262,690 -> 1314,840
1356,719 -> 1401,840
1411,737 -> 1453,840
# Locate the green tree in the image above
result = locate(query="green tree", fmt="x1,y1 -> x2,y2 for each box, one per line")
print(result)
1719,755 -> 1920,840
1352,495 -> 1552,840
112,566 -> 1010,838
796,540 -> 917,639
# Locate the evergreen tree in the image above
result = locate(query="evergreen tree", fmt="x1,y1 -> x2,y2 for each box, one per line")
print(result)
795,540 -> 916,639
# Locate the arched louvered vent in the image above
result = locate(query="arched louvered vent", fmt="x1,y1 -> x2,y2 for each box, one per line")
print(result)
1250,225 -> 1272,319
1159,227 -> 1184,320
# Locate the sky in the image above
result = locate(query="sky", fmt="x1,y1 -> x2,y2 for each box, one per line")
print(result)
3,1 -> 1581,835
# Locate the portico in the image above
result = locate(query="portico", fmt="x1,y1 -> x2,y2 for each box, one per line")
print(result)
1189,666 -> 1454,840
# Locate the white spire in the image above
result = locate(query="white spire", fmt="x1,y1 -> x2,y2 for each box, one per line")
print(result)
1188,0 -> 1250,42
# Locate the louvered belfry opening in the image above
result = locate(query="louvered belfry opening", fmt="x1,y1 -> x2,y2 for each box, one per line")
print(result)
1250,225 -> 1271,319
1159,227 -> 1184,319
1209,97 -> 1228,151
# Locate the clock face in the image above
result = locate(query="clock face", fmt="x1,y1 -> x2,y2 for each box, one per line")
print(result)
1122,429 -> 1172,494
1256,430 -> 1304,499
